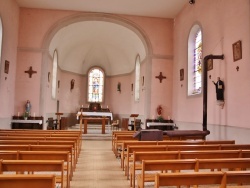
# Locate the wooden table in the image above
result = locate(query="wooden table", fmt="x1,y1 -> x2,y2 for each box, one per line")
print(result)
83,117 -> 109,134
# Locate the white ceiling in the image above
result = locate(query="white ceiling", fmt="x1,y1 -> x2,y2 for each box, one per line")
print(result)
15,0 -> 188,76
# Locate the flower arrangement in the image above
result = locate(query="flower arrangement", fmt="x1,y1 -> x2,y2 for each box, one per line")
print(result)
23,111 -> 29,119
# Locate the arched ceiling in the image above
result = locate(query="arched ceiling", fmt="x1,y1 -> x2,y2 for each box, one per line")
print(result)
49,21 -> 146,76
16,0 -> 188,76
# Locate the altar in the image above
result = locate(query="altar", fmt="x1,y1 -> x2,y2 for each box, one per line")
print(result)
145,119 -> 176,130
11,116 -> 43,129
77,111 -> 113,123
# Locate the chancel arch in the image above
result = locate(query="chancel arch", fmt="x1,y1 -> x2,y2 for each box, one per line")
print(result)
40,12 -> 154,119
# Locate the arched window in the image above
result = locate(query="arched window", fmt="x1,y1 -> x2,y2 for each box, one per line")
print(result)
87,67 -> 104,103
0,17 -> 2,70
188,25 -> 202,96
52,50 -> 58,99
134,55 -> 140,101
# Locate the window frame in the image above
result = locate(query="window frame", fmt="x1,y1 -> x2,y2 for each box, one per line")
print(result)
134,55 -> 140,102
87,67 -> 105,103
52,50 -> 58,99
187,24 -> 203,96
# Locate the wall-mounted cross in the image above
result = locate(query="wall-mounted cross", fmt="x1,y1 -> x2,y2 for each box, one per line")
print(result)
25,66 -> 37,78
155,72 -> 166,83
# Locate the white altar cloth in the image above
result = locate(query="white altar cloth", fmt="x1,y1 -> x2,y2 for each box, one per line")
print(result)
77,111 -> 113,121
11,119 -> 43,125
146,122 -> 175,128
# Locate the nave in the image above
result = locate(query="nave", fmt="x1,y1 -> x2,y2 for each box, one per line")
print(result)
71,140 -> 130,188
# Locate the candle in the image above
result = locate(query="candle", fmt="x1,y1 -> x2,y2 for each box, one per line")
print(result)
107,105 -> 108,109
18,112 -> 20,117
34,112 -> 35,117
76,115 -> 79,120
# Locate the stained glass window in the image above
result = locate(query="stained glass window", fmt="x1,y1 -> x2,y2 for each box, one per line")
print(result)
193,30 -> 202,94
88,68 -> 104,102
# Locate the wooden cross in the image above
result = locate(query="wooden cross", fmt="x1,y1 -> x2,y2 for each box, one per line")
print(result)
25,66 -> 37,78
155,72 -> 166,83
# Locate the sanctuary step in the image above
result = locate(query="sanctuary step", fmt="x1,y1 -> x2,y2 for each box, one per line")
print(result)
70,124 -> 112,140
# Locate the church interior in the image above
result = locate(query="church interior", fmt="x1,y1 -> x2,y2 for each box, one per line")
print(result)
0,0 -> 250,187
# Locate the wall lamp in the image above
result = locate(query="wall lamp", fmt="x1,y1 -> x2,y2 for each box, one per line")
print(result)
189,0 -> 195,4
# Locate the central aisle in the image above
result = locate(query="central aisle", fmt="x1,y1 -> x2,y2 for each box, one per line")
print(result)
70,140 -> 130,188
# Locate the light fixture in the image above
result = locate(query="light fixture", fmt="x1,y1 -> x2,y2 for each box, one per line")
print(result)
189,0 -> 195,4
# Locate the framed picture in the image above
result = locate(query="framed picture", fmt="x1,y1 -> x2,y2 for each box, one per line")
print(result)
207,59 -> 213,71
4,60 -> 9,74
232,40 -> 242,62
180,69 -> 184,81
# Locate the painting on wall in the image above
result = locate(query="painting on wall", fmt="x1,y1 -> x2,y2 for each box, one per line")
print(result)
4,60 -> 9,74
207,59 -> 213,71
232,40 -> 242,62
180,69 -> 184,81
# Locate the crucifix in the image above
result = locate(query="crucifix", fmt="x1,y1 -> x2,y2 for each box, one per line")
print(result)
155,72 -> 166,83
25,66 -> 37,78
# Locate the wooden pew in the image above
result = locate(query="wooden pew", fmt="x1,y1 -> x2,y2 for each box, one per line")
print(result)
120,140 -> 236,170
137,158 -> 250,188
130,149 -> 250,188
221,144 -> 250,150
0,150 -> 70,188
0,140 -> 77,173
0,174 -> 56,188
130,151 -> 179,188
120,141 -> 158,170
0,135 -> 80,163
0,159 -> 66,188
0,145 -> 73,182
0,136 -> 79,168
18,151 -> 70,184
111,131 -> 134,149
125,145 -> 168,178
154,171 -> 250,188
113,134 -> 137,157
0,132 -> 82,154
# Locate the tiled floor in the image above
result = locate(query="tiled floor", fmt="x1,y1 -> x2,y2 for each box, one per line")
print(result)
70,140 -> 130,188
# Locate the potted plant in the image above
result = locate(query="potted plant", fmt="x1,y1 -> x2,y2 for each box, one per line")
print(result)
23,111 -> 29,120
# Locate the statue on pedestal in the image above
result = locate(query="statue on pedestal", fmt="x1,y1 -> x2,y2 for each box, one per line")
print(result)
25,100 -> 31,115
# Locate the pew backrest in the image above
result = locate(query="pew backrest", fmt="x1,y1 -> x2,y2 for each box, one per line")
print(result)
0,174 -> 56,188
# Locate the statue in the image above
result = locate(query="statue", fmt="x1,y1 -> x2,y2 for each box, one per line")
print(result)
156,105 -> 163,121
25,100 -> 31,114
212,77 -> 225,108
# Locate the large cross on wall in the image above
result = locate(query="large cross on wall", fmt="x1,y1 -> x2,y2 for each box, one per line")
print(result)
25,66 -> 37,78
155,72 -> 166,83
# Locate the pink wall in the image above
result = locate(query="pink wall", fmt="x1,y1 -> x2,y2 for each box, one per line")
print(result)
0,0 -> 19,121
151,59 -> 173,119
173,0 -> 250,129
15,8 -> 174,123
